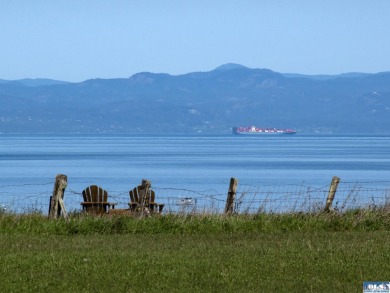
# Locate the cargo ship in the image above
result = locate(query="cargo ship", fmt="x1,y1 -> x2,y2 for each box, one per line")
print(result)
233,126 -> 297,135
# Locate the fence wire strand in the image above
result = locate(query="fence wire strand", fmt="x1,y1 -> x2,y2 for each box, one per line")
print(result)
1,179 -> 390,214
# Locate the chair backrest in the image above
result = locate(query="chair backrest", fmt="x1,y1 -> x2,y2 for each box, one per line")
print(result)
82,185 -> 108,203
129,187 -> 139,203
129,186 -> 155,205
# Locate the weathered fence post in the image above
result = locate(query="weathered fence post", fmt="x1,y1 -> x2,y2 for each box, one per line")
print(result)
324,176 -> 340,212
139,179 -> 151,217
48,174 -> 68,220
224,178 -> 239,214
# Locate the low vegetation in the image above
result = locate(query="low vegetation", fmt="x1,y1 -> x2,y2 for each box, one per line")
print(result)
1,210 -> 389,292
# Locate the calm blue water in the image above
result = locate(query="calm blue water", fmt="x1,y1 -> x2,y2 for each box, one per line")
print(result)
1,134 -> 390,212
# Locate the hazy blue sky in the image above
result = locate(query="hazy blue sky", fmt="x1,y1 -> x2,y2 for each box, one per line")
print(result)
1,0 -> 389,82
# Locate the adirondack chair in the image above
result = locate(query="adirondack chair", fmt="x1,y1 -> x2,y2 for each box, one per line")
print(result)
81,185 -> 117,214
129,180 -> 164,213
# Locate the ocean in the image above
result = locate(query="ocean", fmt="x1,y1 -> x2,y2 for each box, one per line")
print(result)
1,134 -> 390,213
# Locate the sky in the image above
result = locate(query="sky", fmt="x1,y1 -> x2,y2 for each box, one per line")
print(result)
1,0 -> 390,82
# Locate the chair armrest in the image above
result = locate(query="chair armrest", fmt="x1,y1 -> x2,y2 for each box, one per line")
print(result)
81,202 -> 116,206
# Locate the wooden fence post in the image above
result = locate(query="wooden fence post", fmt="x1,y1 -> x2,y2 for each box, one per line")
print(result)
324,176 -> 340,212
224,178 -> 239,214
48,174 -> 68,220
139,179 -> 151,217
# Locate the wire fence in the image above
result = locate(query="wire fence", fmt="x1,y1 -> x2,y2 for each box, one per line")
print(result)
1,177 -> 390,215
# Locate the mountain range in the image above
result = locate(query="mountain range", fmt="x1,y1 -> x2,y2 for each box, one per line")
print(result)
1,63 -> 390,134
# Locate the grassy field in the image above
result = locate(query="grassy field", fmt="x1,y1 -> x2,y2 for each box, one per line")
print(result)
1,211 -> 389,292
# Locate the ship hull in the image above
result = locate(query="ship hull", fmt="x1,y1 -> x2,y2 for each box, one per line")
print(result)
233,126 -> 297,135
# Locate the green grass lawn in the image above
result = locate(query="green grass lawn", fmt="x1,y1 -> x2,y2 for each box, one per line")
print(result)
0,212 -> 389,292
